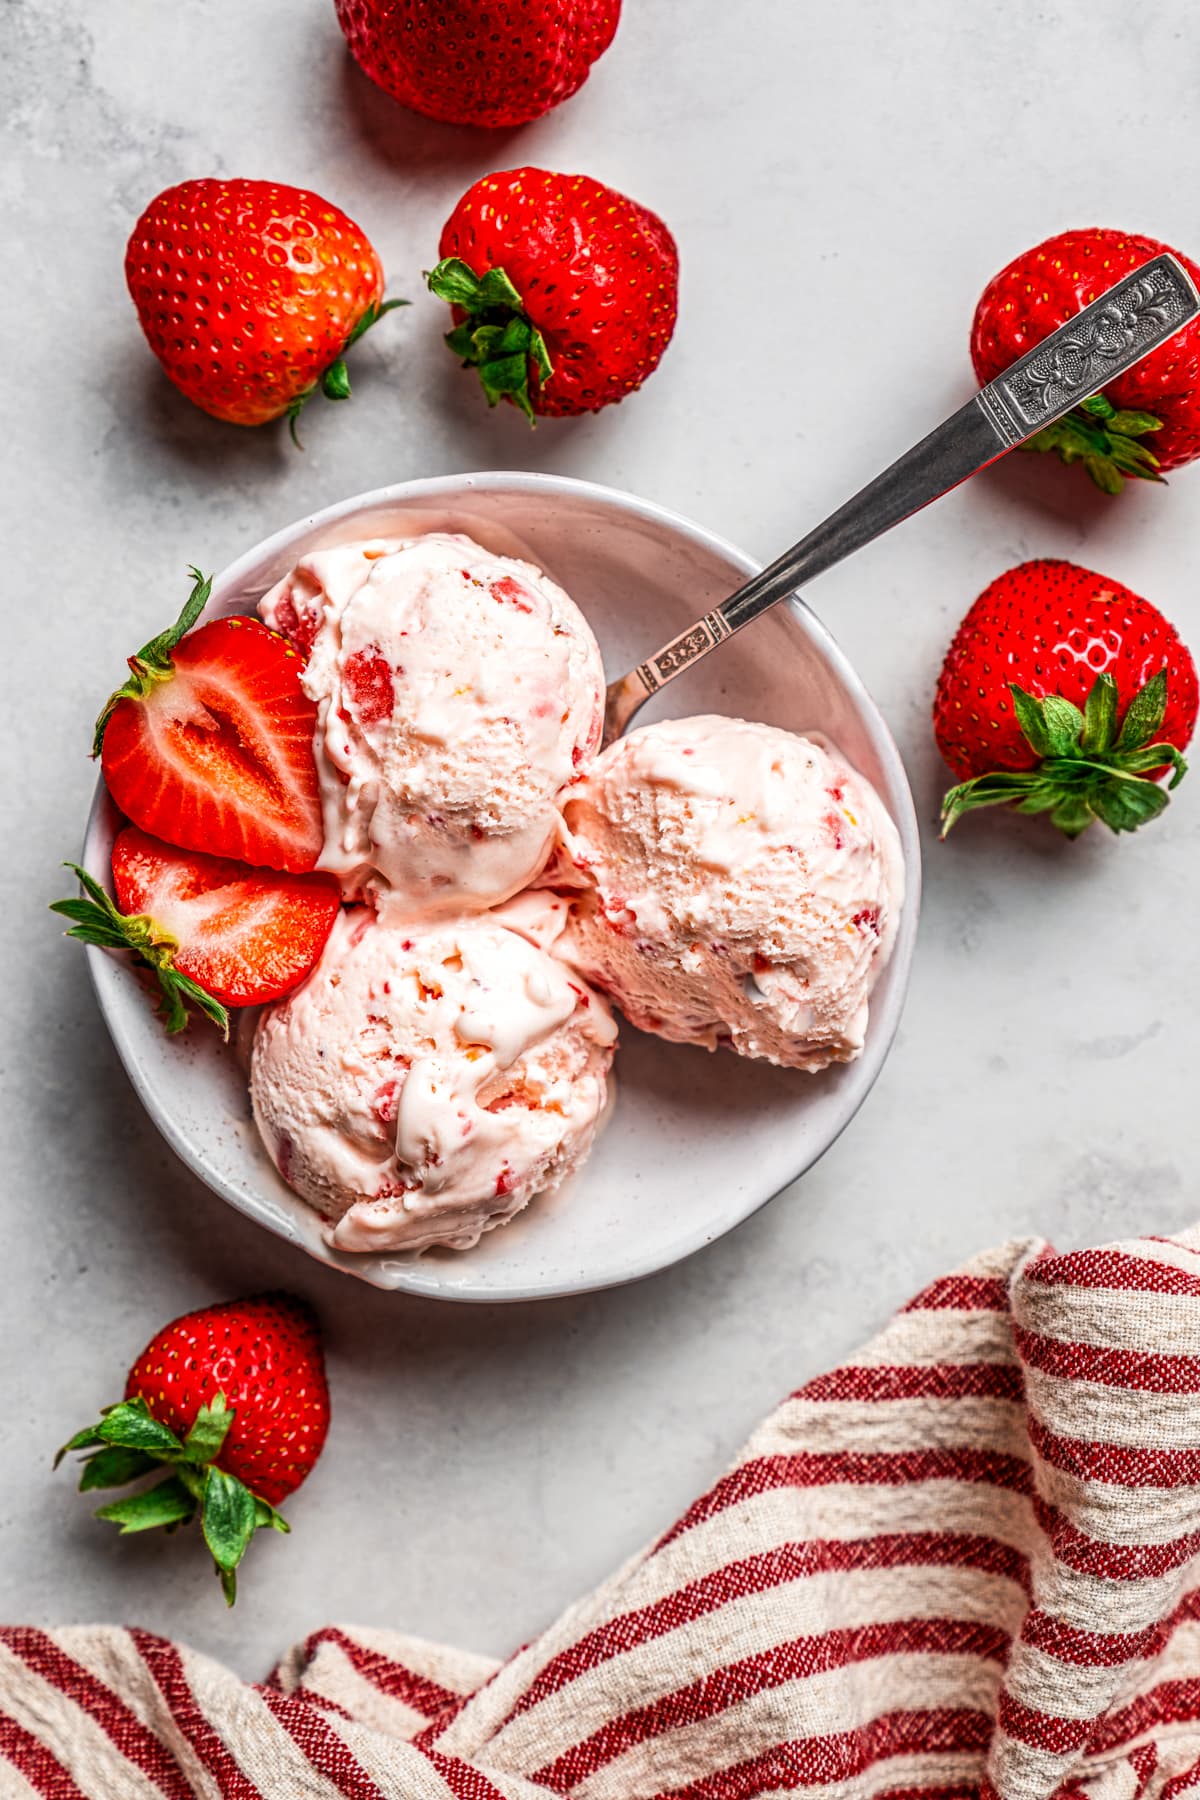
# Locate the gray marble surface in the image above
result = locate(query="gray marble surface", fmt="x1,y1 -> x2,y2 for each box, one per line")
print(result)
5,0 -> 1200,1681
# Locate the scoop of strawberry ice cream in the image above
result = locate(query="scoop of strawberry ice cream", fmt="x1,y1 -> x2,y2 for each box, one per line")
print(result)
249,907 -> 617,1253
259,532 -> 604,917
555,714 -> 904,1070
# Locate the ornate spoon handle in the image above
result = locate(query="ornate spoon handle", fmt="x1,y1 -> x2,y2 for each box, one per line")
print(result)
604,253 -> 1200,744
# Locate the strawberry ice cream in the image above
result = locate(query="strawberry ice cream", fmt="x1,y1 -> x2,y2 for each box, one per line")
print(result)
556,714 -> 904,1070
249,907 -> 617,1253
259,532 -> 604,917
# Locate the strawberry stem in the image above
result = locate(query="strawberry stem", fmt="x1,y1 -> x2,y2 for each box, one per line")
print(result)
941,669 -> 1188,838
1023,392 -> 1165,495
50,862 -> 230,1037
427,257 -> 553,424
286,295 -> 409,448
93,567 -> 212,754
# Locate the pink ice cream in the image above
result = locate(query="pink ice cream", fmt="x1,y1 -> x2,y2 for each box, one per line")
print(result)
259,533 -> 605,917
556,714 -> 904,1070
250,907 -> 617,1253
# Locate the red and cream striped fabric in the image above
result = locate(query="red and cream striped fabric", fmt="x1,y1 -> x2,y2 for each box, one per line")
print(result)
8,1227 -> 1200,1799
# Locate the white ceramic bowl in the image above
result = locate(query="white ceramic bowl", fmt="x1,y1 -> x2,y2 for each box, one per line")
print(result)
83,473 -> 921,1302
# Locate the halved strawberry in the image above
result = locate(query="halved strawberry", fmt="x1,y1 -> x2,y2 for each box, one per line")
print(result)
96,570 -> 324,872
51,829 -> 340,1036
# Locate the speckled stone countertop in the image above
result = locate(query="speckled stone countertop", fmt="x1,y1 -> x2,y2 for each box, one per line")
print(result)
4,0 -> 1199,1679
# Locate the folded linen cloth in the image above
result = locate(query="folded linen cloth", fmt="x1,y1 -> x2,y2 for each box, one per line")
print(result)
5,1225 -> 1200,1800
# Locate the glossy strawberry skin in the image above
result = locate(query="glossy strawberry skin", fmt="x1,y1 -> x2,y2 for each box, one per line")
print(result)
124,1294 -> 329,1506
437,167 -> 678,416
126,179 -> 384,426
934,560 -> 1199,780
101,615 -> 324,874
334,0 -> 620,128
971,229 -> 1200,472
111,826 -> 340,1009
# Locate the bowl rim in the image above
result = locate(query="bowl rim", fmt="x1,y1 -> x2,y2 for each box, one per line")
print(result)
83,469 -> 922,1302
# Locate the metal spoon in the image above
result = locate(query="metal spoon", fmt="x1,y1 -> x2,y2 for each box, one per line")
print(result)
602,253 -> 1200,746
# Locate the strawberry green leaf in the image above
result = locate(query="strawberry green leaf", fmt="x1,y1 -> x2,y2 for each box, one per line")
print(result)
427,257 -> 553,426
1085,457 -> 1125,495
1117,668 -> 1168,749
95,1475 -> 196,1535
255,1497 -> 291,1535
474,319 -> 530,359
1117,741 -> 1189,786
1106,410 -> 1162,437
130,569 -> 212,674
940,769 -> 1042,835
93,568 -> 211,755
427,258 -> 523,313
444,322 -> 478,360
1040,695 -> 1085,756
183,1395 -> 234,1466
1012,781 -> 1063,817
54,1425 -> 105,1469
1009,685 -> 1052,758
481,352 -> 536,417
1081,674 -> 1119,754
1080,393 -> 1115,420
174,1463 -> 208,1504
1089,774 -> 1171,833
78,1446 -> 158,1492
1027,414 -> 1110,459
286,395 -> 312,450
428,259 -> 483,307
97,1399 -> 184,1458
155,975 -> 192,1037
1048,792 -> 1096,837
529,331 -> 554,386
1109,436 -> 1162,472
202,1467 -> 258,1604
476,267 -> 526,311
58,861 -> 121,914
321,359 -> 352,401
50,904 -> 131,948
342,294 -> 409,350
165,971 -> 230,1040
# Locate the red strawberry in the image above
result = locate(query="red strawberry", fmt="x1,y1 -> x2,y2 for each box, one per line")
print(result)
97,569 -> 324,873
53,829 -> 339,1034
126,178 -> 405,436
56,1294 -> 329,1604
334,0 -> 620,129
935,560 -> 1197,838
428,167 -> 678,419
971,228 -> 1200,492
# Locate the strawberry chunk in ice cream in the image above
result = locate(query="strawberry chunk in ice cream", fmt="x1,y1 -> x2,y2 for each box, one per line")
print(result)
259,532 -> 604,917
250,907 -> 617,1253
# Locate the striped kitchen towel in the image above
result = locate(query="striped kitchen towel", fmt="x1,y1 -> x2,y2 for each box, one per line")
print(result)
6,1225 -> 1200,1799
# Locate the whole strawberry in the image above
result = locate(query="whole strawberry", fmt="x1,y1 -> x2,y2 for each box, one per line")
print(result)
972,228 -> 1200,492
126,179 -> 405,437
428,167 -> 678,419
936,560 -> 1197,838
57,1295 -> 329,1604
334,0 -> 620,128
